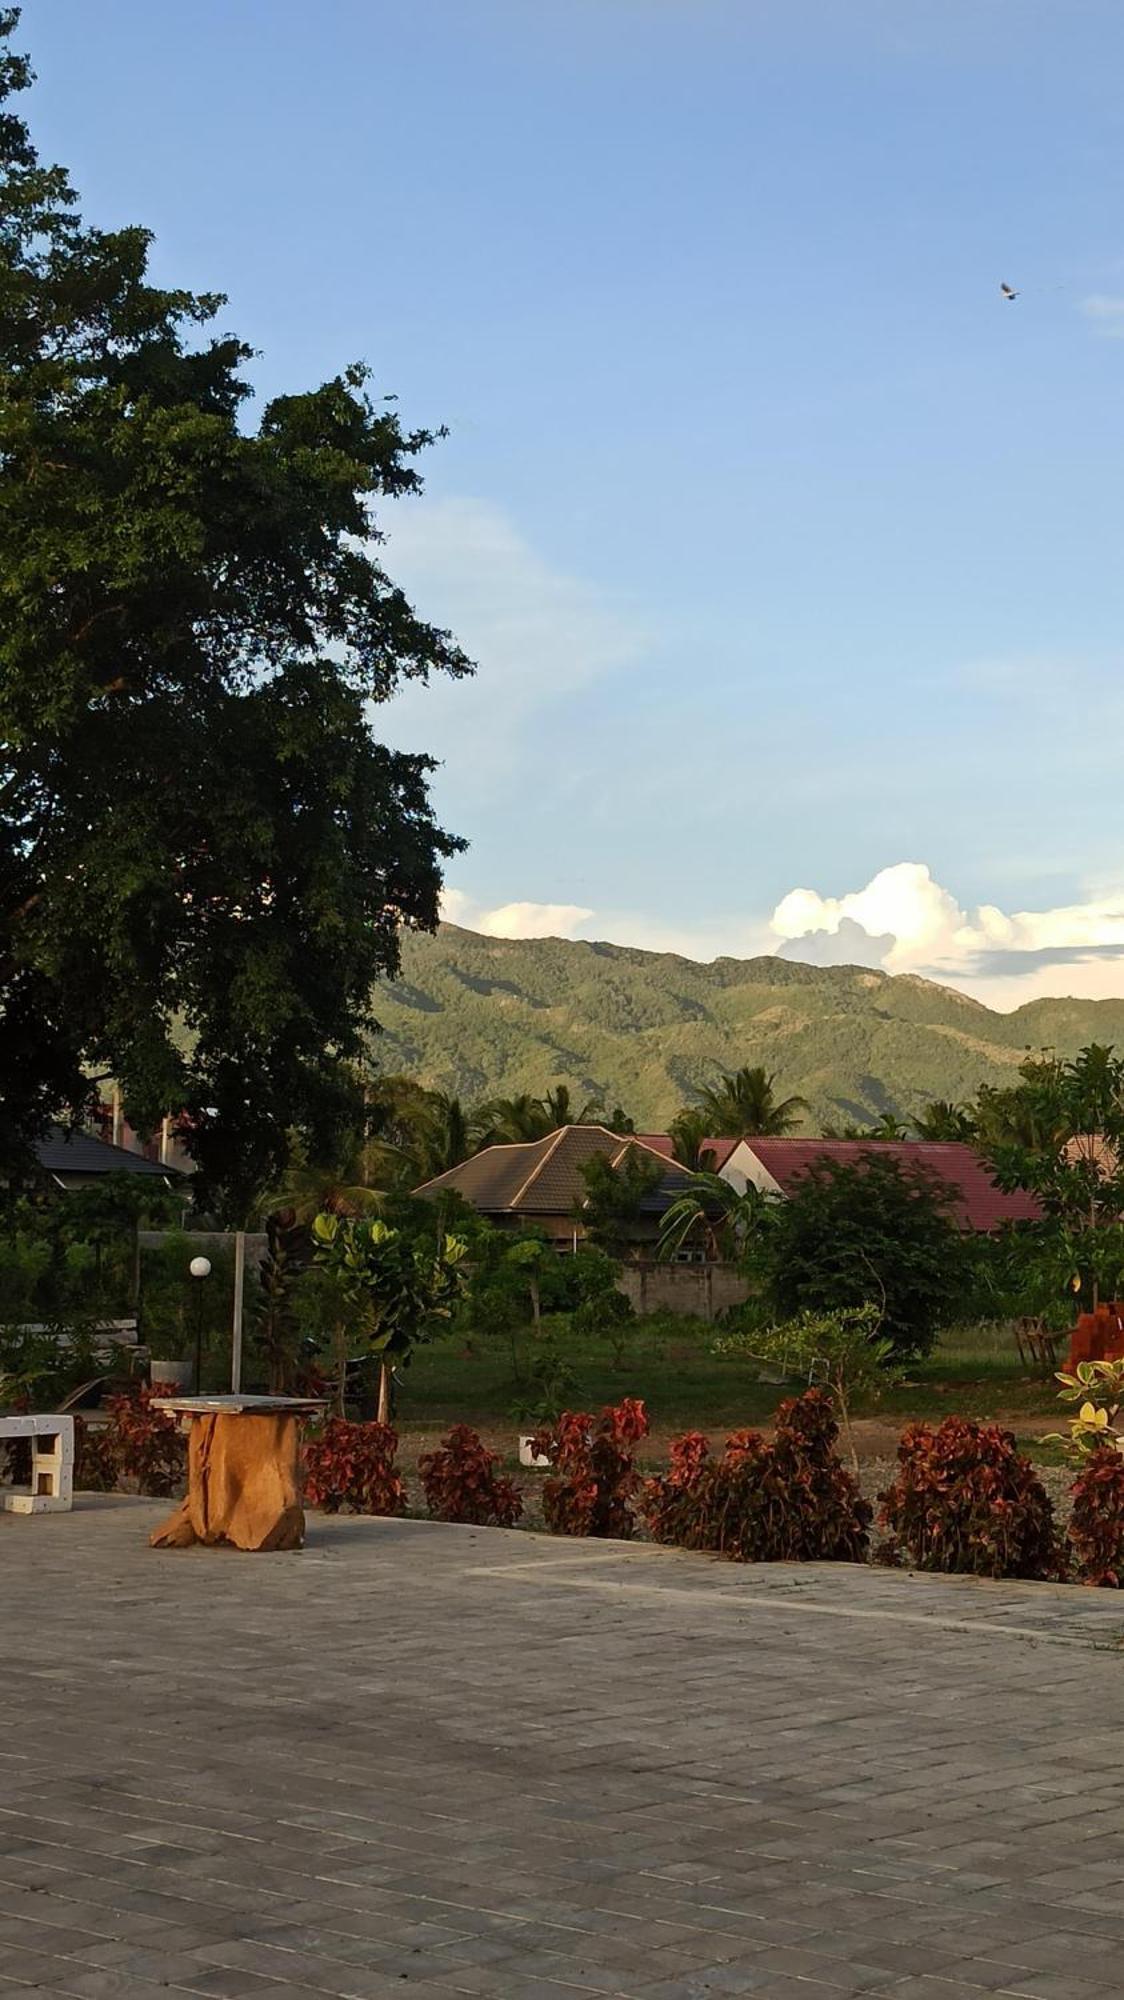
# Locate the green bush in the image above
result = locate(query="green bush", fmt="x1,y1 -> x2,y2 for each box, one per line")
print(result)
757,1151 -> 971,1359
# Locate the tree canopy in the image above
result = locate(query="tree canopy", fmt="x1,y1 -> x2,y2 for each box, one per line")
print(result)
759,1150 -> 971,1358
0,11 -> 469,1211
691,1065 -> 808,1138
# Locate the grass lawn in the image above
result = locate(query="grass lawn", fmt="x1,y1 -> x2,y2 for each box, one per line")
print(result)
395,1315 -> 1072,1466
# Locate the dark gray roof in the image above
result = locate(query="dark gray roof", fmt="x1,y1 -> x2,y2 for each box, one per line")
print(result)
36,1126 -> 182,1180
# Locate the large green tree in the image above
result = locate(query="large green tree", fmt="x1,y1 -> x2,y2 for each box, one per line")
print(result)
983,1045 -> 1124,1306
760,1150 -> 970,1359
0,13 -> 469,1210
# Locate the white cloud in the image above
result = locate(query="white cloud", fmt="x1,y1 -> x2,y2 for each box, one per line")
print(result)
381,496 -> 649,783
1080,295 -> 1124,338
773,864 -> 967,971
770,861 -> 1124,1004
440,888 -> 593,939
440,883 -> 775,959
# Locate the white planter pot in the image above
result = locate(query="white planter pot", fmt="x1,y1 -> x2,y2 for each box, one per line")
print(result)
518,1434 -> 551,1469
150,1360 -> 192,1392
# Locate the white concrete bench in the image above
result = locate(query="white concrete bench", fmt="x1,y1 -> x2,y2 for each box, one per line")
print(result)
0,1414 -> 75,1514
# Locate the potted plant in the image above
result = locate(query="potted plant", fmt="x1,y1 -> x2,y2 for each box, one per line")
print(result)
148,1358 -> 192,1392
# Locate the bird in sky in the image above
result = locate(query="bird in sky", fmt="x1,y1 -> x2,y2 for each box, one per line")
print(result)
1000,282 -> 1019,301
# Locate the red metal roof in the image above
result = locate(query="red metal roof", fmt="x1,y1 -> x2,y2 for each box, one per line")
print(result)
744,1140 -> 1041,1233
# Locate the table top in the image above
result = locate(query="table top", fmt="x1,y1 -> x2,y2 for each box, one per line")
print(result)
150,1395 -> 327,1416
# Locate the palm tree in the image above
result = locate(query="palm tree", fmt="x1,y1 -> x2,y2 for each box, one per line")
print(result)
668,1108 -> 718,1173
542,1083 -> 604,1127
822,1111 -> 910,1141
478,1093 -> 555,1144
658,1172 -> 777,1262
413,1091 -> 474,1179
693,1065 -> 808,1138
914,1100 -> 976,1142
266,1143 -> 383,1223
868,1112 -> 911,1141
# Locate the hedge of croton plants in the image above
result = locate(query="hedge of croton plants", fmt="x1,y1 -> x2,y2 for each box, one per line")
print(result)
279,1387 -> 1124,1588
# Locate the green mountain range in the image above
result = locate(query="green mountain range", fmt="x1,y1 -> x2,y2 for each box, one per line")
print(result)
372,924 -> 1124,1131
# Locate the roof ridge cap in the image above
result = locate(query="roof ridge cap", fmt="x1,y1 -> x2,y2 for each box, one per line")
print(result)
510,1127 -> 568,1208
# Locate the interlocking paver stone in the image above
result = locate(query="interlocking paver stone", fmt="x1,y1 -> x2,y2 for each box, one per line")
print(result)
5,1496 -> 1124,2000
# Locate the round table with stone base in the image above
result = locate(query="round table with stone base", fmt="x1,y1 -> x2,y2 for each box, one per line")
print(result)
150,1395 -> 326,1552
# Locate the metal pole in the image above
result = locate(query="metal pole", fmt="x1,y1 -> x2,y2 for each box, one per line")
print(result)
231,1230 -> 245,1393
193,1287 -> 204,1394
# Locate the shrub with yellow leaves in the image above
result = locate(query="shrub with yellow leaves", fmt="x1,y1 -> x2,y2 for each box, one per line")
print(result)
1051,1360 -> 1124,1459
1051,1360 -> 1124,1587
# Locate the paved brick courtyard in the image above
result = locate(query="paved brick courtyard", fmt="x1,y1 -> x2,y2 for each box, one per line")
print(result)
5,1499 -> 1124,2000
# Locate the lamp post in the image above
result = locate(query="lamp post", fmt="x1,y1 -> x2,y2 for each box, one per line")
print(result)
189,1255 -> 211,1393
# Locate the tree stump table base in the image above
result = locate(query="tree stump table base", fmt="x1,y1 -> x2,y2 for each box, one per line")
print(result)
149,1398 -> 324,1552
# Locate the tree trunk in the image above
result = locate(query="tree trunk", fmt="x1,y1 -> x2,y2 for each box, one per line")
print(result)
151,1413 -> 304,1551
377,1360 -> 391,1425
333,1323 -> 348,1416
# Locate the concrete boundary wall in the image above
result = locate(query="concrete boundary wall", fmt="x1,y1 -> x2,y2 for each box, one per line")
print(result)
616,1261 -> 749,1320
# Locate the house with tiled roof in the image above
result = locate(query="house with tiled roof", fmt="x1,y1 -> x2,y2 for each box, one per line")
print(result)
720,1138 -> 1041,1232
414,1125 -> 704,1257
33,1126 -> 185,1193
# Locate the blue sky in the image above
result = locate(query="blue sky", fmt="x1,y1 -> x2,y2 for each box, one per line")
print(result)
21,0 -> 1124,1007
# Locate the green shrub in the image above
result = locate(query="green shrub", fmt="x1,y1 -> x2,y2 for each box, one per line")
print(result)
757,1152 -> 971,1359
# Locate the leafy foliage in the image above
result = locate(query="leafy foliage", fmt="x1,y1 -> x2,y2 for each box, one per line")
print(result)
878,1417 -> 1062,1579
658,1172 -> 777,1262
1068,1448 -> 1124,1588
532,1397 -> 650,1538
1051,1359 -> 1124,1457
667,1109 -> 720,1171
0,14 -> 468,1201
312,1212 -> 467,1413
418,1424 -> 523,1527
100,1386 -> 186,1497
714,1304 -> 896,1469
914,1100 -> 977,1141
252,1208 -> 310,1393
302,1417 -> 406,1514
690,1065 -> 808,1138
509,1331 -> 582,1427
0,1314 -> 132,1408
73,1416 -> 118,1493
983,1046 -> 1124,1314
641,1389 -> 871,1562
759,1150 -> 970,1358
576,1149 -> 663,1259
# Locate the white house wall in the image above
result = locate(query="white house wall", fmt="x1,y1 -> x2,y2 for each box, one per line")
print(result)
718,1141 -> 785,1199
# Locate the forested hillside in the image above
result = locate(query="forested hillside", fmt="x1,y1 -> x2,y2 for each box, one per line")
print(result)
371,926 -> 1124,1129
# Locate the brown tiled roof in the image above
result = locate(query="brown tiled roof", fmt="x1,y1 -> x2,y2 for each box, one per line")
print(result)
745,1139 -> 1042,1233
415,1126 -> 694,1216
